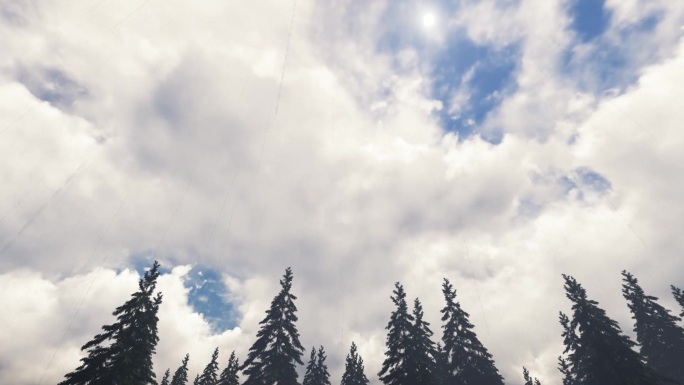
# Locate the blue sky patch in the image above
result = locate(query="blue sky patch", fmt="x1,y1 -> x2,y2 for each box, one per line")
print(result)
17,67 -> 88,110
184,265 -> 238,332
568,0 -> 611,42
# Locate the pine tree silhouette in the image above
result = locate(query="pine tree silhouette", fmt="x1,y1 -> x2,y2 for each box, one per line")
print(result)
559,274 -> 662,385
340,342 -> 369,385
303,347 -> 318,385
432,344 -> 449,385
170,354 -> 190,385
218,351 -> 240,385
378,282 -> 415,385
672,286 -> 684,318
58,261 -> 163,385
160,369 -> 171,385
522,367 -> 541,385
623,271 -> 684,384
410,298 -> 436,385
440,278 -> 503,385
197,347 -> 220,385
315,346 -> 331,385
240,267 -> 305,385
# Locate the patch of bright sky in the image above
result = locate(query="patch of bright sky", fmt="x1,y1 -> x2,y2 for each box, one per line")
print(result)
129,254 -> 238,331
569,0 -> 611,42
375,0 -> 518,141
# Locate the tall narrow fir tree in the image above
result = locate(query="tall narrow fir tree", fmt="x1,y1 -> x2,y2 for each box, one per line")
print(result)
440,278 -> 503,385
240,267 -> 305,385
170,354 -> 190,385
378,283 -> 415,385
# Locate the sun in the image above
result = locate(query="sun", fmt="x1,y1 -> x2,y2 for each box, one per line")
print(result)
422,12 -> 436,28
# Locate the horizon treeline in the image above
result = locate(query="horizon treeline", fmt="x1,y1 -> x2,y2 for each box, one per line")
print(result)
58,262 -> 684,385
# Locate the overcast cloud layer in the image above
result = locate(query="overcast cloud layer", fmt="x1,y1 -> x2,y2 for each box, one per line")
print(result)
1,1 -> 684,384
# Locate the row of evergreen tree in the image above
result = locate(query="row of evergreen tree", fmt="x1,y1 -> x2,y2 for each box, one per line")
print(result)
58,261 -> 684,385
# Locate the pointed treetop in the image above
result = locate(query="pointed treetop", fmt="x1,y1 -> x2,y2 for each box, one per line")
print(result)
170,354 -> 190,385
672,285 -> 684,317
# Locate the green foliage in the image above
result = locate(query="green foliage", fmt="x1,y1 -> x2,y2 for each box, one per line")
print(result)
559,274 -> 662,385
240,267 -> 305,385
410,298 -> 436,385
170,354 -> 190,385
218,351 -> 240,385
440,278 -> 503,385
672,286 -> 684,318
623,271 -> 684,384
58,261 -> 163,385
378,282 -> 415,385
341,342 -> 369,385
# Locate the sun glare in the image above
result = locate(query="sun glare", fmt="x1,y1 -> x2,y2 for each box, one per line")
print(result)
422,12 -> 436,28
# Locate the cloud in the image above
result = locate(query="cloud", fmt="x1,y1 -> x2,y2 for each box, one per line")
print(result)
1,1 -> 684,385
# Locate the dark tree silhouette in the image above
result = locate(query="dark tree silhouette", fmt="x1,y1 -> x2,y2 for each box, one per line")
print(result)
240,267 -> 305,385
522,367 -> 541,385
303,347 -> 318,385
410,298 -> 436,385
160,370 -> 171,385
170,354 -> 190,385
672,286 -> 684,318
559,274 -> 662,385
623,271 -> 684,384
440,278 -> 503,385
432,344 -> 449,385
378,283 -> 415,385
197,348 -> 220,385
218,351 -> 240,385
58,261 -> 163,385
341,342 -> 369,385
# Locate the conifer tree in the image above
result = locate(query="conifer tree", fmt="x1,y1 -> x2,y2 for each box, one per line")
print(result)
522,367 -> 541,385
170,354 -> 190,385
672,286 -> 684,318
440,278 -> 503,385
623,271 -> 684,384
161,370 -> 171,385
197,348 -> 220,385
559,274 -> 662,385
315,346 -> 331,385
410,298 -> 436,385
218,351 -> 240,385
378,282 -> 415,385
557,357 -> 573,385
432,344 -> 449,385
240,267 -> 305,385
193,374 -> 200,385
340,342 -> 369,385
59,261 -> 163,385
303,347 -> 318,385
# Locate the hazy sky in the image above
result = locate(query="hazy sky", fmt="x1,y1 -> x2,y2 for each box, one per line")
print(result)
1,1 -> 684,384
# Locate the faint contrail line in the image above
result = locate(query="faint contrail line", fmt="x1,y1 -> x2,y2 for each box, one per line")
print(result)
0,161 -> 87,256
274,0 -> 298,115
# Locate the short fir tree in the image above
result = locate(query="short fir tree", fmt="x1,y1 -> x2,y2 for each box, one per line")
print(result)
303,347 -> 318,385
623,271 -> 684,384
410,298 -> 436,385
58,261 -> 163,385
340,342 -> 369,385
170,354 -> 190,385
240,267 -> 305,385
218,351 -> 240,385
559,274 -> 662,385
440,278 -> 503,385
197,347 -> 220,385
672,286 -> 684,318
522,367 -> 541,385
160,370 -> 171,385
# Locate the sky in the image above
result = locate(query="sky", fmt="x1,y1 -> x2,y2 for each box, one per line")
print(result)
0,0 -> 684,384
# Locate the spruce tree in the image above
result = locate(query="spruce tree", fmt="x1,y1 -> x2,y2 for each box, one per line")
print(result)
59,261 -> 163,385
240,267 -> 305,385
170,354 -> 190,385
218,351 -> 240,385
193,374 -> 200,385
340,342 -> 369,385
557,357 -> 573,385
161,370 -> 171,385
559,274 -> 662,385
410,298 -> 436,385
522,367 -> 541,385
303,347 -> 318,385
672,286 -> 684,318
378,282 -> 415,385
432,344 -> 449,385
197,348 -> 220,385
440,278 -> 503,385
623,272 -> 684,384
315,346 -> 331,385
